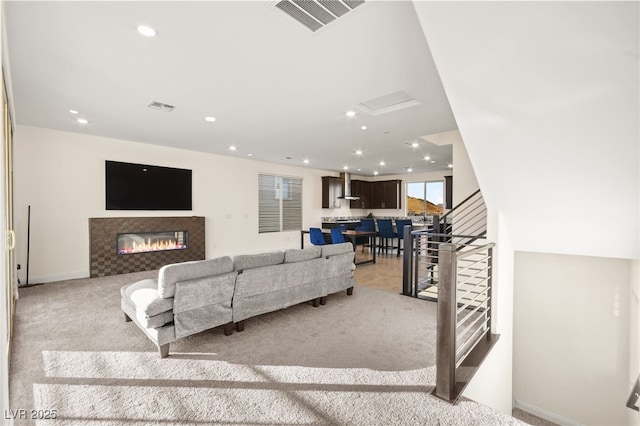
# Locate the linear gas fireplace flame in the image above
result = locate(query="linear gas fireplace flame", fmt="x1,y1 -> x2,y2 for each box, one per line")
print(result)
117,231 -> 188,255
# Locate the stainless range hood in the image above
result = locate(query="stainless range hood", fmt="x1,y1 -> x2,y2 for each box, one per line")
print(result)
337,172 -> 360,200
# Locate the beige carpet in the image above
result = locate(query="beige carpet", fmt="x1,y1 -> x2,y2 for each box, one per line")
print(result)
10,271 -> 528,425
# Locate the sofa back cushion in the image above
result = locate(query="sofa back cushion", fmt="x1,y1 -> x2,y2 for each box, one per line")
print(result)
158,256 -> 234,298
321,242 -> 354,258
284,246 -> 321,263
233,251 -> 284,272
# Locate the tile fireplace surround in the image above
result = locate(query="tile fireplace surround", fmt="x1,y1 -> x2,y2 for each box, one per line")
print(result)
89,216 -> 205,278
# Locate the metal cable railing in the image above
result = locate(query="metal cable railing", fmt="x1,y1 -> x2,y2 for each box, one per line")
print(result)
401,189 -> 498,404
433,241 -> 495,402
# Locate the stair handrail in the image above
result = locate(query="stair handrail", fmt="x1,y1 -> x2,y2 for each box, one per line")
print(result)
440,188 -> 482,223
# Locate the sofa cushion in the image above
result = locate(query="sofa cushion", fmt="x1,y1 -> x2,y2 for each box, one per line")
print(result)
122,279 -> 174,317
158,256 -> 234,298
141,310 -> 174,329
233,251 -> 284,272
321,242 -> 354,257
284,246 -> 321,263
234,257 -> 325,298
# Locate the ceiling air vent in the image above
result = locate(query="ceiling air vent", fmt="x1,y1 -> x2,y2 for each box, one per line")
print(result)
355,90 -> 421,116
147,101 -> 176,112
274,0 -> 366,32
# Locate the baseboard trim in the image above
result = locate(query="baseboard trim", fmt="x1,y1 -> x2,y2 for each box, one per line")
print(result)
514,399 -> 583,426
19,271 -> 90,285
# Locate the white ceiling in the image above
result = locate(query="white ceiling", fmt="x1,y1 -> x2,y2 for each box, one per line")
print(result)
4,0 -> 457,176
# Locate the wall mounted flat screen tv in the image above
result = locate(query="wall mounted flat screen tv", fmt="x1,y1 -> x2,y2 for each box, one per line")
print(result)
105,160 -> 192,210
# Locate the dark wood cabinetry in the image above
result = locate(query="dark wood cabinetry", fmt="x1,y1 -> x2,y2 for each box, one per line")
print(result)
370,180 -> 402,209
322,177 -> 401,210
445,175 -> 453,209
322,176 -> 342,208
349,180 -> 370,209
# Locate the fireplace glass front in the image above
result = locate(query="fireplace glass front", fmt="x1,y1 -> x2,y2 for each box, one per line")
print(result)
117,231 -> 188,255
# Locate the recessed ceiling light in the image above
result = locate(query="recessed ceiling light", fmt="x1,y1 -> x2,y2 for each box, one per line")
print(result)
69,109 -> 78,115
77,118 -> 88,124
373,171 -> 379,176
448,163 -> 453,168
379,161 -> 385,166
346,110 -> 356,118
424,155 -> 431,161
430,160 -> 435,164
355,150 -> 363,156
411,142 -> 419,148
407,168 -> 413,172
247,153 -> 253,157
303,159 -> 309,164
229,145 -> 237,151
204,116 -> 216,122
357,168 -> 361,171
361,125 -> 367,130
343,166 -> 349,170
137,25 -> 156,37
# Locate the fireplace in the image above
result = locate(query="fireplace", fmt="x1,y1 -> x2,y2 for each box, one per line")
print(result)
117,231 -> 188,255
89,217 -> 205,277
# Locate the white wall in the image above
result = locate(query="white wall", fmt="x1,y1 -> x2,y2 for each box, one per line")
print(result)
462,210 -> 514,414
514,251 -> 632,426
413,1 -> 639,260
13,125 -> 335,283
13,125 -> 457,282
452,133 -> 478,206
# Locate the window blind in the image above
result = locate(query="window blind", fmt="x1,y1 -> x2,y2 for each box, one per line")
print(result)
259,174 -> 302,233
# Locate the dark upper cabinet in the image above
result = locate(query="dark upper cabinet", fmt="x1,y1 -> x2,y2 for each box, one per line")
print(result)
444,175 -> 453,209
370,180 -> 402,209
322,176 -> 342,208
322,177 -> 401,209
349,180 -> 370,209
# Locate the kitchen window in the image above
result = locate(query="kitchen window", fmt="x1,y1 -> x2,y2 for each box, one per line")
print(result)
406,180 -> 444,221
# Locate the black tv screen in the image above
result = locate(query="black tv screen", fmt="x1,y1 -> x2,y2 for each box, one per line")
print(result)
105,161 -> 192,210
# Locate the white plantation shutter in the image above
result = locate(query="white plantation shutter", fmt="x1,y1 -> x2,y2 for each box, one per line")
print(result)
282,177 -> 302,231
259,174 -> 279,233
259,174 -> 302,233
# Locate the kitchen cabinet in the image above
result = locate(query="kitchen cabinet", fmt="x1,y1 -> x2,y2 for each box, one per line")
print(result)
349,180 -> 370,209
322,176 -> 342,208
445,175 -> 453,209
370,180 -> 402,209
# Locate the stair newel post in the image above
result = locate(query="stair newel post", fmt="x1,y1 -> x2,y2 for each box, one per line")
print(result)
402,225 -> 413,296
435,242 -> 457,402
432,214 -> 440,233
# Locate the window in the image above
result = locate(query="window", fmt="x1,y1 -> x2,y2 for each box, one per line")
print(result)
259,174 -> 302,233
406,180 -> 444,220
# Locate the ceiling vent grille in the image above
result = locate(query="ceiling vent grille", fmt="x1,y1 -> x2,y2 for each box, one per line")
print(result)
147,101 -> 176,112
274,0 -> 365,32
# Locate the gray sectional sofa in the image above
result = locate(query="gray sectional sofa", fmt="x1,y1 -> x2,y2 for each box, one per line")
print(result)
120,242 -> 355,357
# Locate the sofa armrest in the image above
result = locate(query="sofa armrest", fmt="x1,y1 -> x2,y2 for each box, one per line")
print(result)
172,271 -> 238,339
173,271 -> 238,313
